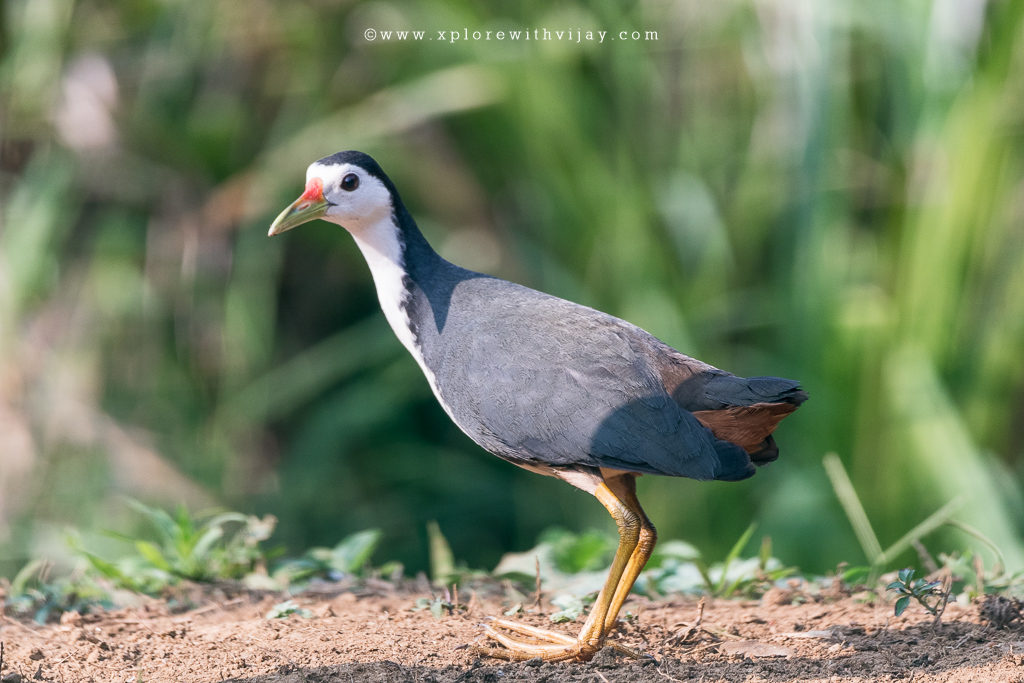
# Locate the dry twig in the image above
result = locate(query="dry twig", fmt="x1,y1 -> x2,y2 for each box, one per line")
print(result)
532,557 -> 543,612
666,598 -> 706,646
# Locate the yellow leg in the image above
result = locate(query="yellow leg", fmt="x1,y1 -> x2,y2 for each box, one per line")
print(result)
601,475 -> 657,633
478,474 -> 657,662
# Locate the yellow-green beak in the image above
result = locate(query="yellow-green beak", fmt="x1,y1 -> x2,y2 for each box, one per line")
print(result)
268,178 -> 328,236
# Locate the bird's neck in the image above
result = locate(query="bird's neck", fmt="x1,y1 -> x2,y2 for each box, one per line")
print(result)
347,204 -> 445,358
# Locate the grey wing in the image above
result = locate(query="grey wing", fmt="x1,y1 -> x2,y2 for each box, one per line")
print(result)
671,370 -> 807,411
431,297 -> 755,481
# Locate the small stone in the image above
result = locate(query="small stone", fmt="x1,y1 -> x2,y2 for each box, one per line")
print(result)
761,587 -> 794,606
783,629 -> 835,640
28,650 -> 44,661
719,640 -> 794,659
59,611 -> 82,627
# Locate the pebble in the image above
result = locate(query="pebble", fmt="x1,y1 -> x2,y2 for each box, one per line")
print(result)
719,640 -> 795,658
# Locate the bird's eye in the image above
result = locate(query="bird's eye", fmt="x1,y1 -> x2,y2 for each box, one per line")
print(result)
341,173 -> 359,191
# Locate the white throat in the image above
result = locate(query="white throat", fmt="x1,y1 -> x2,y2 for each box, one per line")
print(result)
348,215 -> 419,357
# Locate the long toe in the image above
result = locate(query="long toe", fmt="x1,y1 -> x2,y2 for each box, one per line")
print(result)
484,618 -> 578,645
477,630 -> 588,662
473,619 -> 596,662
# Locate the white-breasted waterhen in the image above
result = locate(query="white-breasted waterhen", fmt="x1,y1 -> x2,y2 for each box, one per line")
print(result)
269,151 -> 807,662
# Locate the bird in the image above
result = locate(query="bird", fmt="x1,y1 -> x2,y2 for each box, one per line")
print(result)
268,150 -> 807,662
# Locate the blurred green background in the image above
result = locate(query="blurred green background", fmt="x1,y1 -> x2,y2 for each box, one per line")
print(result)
2,0 -> 1023,581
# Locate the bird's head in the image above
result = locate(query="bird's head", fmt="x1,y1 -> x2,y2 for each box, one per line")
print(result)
268,151 -> 396,236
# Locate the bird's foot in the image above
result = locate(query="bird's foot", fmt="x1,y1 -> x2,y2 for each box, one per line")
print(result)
472,618 -> 594,662
472,618 -> 644,662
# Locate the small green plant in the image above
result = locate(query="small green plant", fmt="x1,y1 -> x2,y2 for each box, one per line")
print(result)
693,524 -> 796,598
423,521 -> 490,585
77,499 -> 277,593
836,564 -> 873,588
3,560 -> 113,623
265,599 -> 312,619
548,594 -> 586,623
934,541 -> 1024,600
412,595 -> 456,619
543,528 -> 617,574
272,529 -> 386,586
496,527 -> 794,602
887,568 -> 947,618
643,526 -> 795,598
502,603 -> 524,616
491,527 -> 617,599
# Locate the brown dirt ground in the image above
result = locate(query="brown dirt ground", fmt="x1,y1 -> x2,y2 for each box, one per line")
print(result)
2,583 -> 1023,683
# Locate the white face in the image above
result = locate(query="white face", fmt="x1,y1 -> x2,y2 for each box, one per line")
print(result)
307,161 -> 394,232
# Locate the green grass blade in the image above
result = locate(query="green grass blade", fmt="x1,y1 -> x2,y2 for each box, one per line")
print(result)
134,541 -> 173,573
427,521 -> 455,586
823,453 -> 882,564
190,526 -> 226,568
875,497 -> 964,568
715,522 -> 756,595
330,529 -> 382,575
125,499 -> 180,545
944,520 -> 1006,574
10,559 -> 45,595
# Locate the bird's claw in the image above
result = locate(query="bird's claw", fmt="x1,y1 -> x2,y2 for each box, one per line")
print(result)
472,617 -> 657,663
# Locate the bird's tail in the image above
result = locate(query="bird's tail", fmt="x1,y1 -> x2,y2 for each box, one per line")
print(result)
694,376 -> 807,479
749,435 -> 780,465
